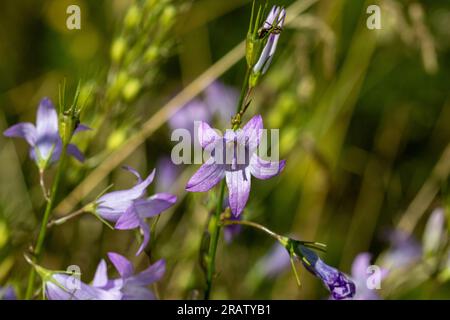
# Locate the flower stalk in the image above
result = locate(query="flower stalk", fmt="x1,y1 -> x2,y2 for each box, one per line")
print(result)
25,143 -> 69,299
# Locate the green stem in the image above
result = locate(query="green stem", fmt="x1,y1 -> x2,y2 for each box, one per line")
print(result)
222,219 -> 288,245
204,64 -> 252,299
204,180 -> 226,300
25,144 -> 68,299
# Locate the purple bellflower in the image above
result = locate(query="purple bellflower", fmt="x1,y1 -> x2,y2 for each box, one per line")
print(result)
3,98 -> 87,169
45,273 -> 122,300
93,252 -> 165,300
96,166 -> 177,255
350,253 -> 388,300
186,115 -> 285,217
295,244 -> 356,300
253,6 -> 286,75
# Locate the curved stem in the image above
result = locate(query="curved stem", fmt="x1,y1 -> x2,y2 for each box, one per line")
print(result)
25,144 -> 68,299
222,219 -> 288,245
47,207 -> 86,228
204,180 -> 226,300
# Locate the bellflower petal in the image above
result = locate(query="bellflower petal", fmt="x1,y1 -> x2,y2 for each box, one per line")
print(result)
128,259 -> 166,286
135,193 -> 177,219
97,169 -> 156,221
3,122 -> 37,146
225,167 -> 251,217
107,252 -> 134,278
67,143 -> 85,162
115,206 -> 140,229
186,162 -> 225,192
239,114 -> 263,151
136,219 -> 151,255
198,121 -> 221,149
92,259 -> 109,288
250,155 -> 285,180
46,274 -> 121,300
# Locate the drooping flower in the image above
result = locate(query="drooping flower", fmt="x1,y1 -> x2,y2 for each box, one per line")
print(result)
93,252 -> 165,300
0,286 -> 16,300
3,97 -> 87,169
96,166 -> 177,255
186,115 -> 285,217
294,243 -> 355,300
253,6 -> 286,76
349,253 -> 388,300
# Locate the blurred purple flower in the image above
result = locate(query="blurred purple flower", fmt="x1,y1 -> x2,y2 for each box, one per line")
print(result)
45,273 -> 122,300
381,229 -> 422,270
204,82 -> 238,126
253,6 -> 286,75
296,244 -> 355,300
155,156 -> 179,193
93,252 -> 165,300
350,253 -> 388,300
96,166 -> 177,255
223,213 -> 242,243
186,115 -> 285,217
0,286 -> 16,300
258,243 -> 291,278
169,99 -> 211,135
3,98 -> 87,169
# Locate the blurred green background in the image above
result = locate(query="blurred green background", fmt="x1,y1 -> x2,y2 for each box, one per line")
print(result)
1,0 -> 450,299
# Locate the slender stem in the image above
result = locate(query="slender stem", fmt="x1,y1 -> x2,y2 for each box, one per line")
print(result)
222,219 -> 288,245
25,144 -> 68,299
47,207 -> 86,228
237,67 -> 251,115
204,180 -> 226,300
204,64 -> 252,299
39,169 -> 50,202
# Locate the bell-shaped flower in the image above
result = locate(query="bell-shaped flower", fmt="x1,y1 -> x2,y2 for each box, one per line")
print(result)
186,115 -> 285,217
3,97 -> 87,169
93,252 -> 165,300
295,244 -> 356,300
96,166 -> 177,255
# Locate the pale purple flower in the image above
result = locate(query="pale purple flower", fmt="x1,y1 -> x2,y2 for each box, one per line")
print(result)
93,252 -> 165,300
350,253 -> 388,300
257,243 -> 291,278
381,229 -> 422,270
253,6 -> 286,75
155,156 -> 179,193
45,273 -> 122,300
0,286 -> 16,300
204,82 -> 238,127
96,166 -> 177,255
169,99 -> 211,135
3,98 -> 87,168
296,244 -> 355,300
186,115 -> 286,217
